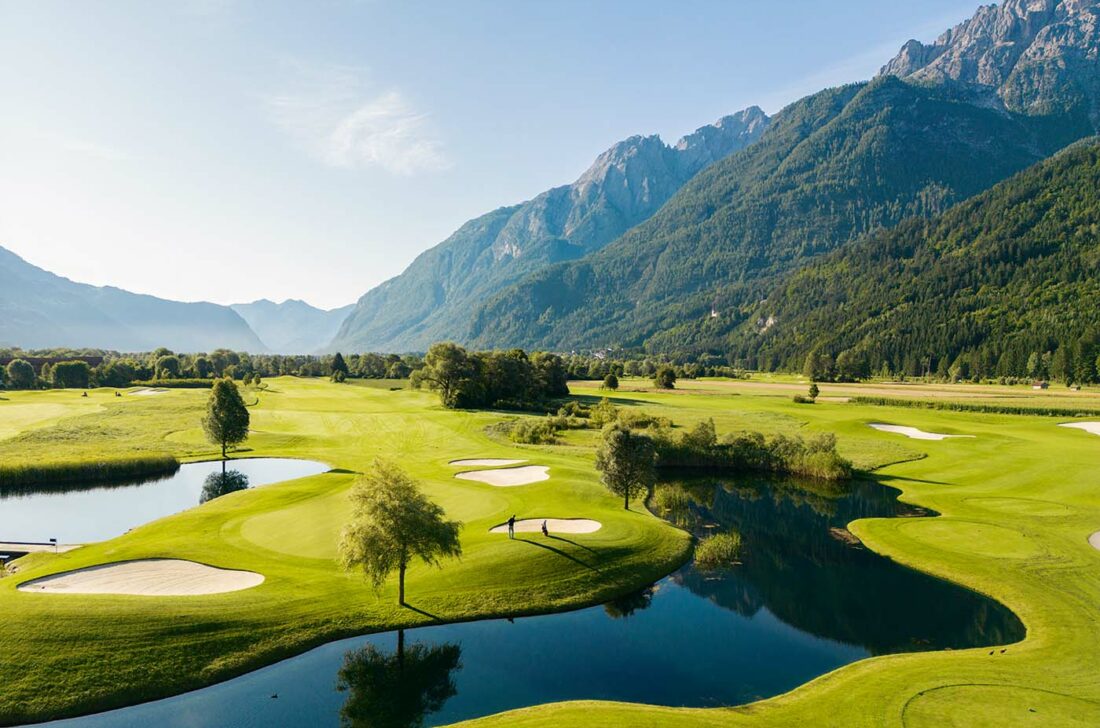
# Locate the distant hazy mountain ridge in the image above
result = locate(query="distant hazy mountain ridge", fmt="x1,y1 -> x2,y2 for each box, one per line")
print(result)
0,246 -> 266,352
231,299 -> 353,354
329,107 -> 770,353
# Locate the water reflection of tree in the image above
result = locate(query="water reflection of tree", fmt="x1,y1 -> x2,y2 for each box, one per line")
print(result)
604,584 -> 656,619
336,630 -> 462,728
199,470 -> 249,503
655,475 -> 1024,655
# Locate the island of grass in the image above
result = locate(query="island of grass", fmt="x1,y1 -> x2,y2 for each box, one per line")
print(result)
0,376 -> 1099,727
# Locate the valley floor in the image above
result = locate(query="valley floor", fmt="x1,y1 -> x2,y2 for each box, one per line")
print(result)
0,377 -> 1098,726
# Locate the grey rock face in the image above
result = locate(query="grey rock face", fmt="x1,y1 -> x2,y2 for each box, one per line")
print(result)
330,107 -> 770,353
881,0 -> 1100,120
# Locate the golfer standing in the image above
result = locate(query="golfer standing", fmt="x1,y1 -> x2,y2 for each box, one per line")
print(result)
507,514 -> 516,539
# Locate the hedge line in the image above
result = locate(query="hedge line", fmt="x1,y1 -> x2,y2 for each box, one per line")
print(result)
129,379 -> 214,389
0,454 -> 180,490
850,396 -> 1100,418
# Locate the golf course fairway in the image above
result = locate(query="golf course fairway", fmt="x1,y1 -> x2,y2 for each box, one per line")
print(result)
1,376 -> 1098,727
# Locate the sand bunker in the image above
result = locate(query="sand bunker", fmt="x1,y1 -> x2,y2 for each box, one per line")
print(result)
449,458 -> 527,467
1060,422 -> 1100,437
869,424 -> 973,441
131,388 -> 168,396
1090,531 -> 1100,552
455,465 -> 550,486
490,518 -> 602,534
17,559 -> 264,596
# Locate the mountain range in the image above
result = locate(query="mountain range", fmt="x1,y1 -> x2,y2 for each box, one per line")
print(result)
329,107 -> 770,353
0,246 -> 266,353
335,0 -> 1100,356
0,246 -> 351,354
231,299 -> 353,354
4,0 -> 1100,366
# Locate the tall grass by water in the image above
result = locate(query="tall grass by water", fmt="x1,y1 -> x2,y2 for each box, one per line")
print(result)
0,454 -> 180,490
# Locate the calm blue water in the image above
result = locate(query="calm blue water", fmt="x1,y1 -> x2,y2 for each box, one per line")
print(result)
32,476 -> 1023,728
0,458 -> 328,544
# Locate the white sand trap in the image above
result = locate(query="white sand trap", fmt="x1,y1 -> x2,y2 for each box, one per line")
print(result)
455,465 -> 550,486
449,458 -> 527,467
131,388 -> 168,396
490,518 -> 602,534
1060,422 -> 1100,437
17,559 -> 264,596
869,424 -> 974,441
1090,531 -> 1100,552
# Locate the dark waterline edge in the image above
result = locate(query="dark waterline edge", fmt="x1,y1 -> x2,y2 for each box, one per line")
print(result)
10,470 -> 1029,727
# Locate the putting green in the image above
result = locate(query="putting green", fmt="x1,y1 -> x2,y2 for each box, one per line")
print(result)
901,685 -> 1100,727
894,519 -> 1045,560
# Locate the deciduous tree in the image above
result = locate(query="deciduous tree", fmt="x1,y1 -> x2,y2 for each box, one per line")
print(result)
338,461 -> 462,605
202,378 -> 250,458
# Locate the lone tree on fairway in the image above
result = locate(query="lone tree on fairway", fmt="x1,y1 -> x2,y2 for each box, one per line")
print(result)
202,377 -> 250,458
332,352 -> 350,378
595,423 -> 657,510
653,365 -> 676,390
602,372 -> 619,390
339,460 -> 462,606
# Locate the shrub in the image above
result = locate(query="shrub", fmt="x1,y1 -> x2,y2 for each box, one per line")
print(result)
507,418 -> 559,444
792,394 -> 815,404
695,531 -> 742,570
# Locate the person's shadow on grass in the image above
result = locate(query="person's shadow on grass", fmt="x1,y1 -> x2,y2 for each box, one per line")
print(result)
515,536 -> 599,571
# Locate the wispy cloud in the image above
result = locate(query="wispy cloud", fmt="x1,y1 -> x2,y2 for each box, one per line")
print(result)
269,64 -> 449,175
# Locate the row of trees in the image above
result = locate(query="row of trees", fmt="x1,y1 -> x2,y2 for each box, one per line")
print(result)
412,343 -> 569,409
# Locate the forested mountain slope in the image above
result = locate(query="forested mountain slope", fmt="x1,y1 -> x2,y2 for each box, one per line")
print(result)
726,139 -> 1100,380
328,108 -> 770,353
467,76 -> 1085,351
0,246 -> 266,352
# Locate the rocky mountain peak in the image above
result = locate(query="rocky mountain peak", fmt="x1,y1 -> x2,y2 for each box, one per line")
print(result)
674,106 -> 770,171
881,0 -> 1100,121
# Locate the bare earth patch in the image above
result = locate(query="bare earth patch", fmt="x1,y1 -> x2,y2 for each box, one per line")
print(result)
449,458 -> 527,467
17,559 -> 264,596
869,423 -> 974,441
490,518 -> 602,534
1060,422 -> 1100,436
455,465 -> 550,486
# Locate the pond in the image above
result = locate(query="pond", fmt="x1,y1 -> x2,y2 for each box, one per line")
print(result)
0,458 -> 329,544
37,474 -> 1023,728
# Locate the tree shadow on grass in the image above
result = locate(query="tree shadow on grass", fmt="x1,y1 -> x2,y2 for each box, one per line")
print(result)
516,537 -> 599,571
403,603 -> 443,621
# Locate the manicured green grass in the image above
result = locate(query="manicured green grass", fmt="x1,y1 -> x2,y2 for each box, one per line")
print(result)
453,383 -> 1100,727
3,377 -> 1100,727
0,379 -> 689,725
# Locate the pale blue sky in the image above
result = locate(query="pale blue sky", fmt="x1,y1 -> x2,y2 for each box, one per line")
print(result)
0,0 -> 980,309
